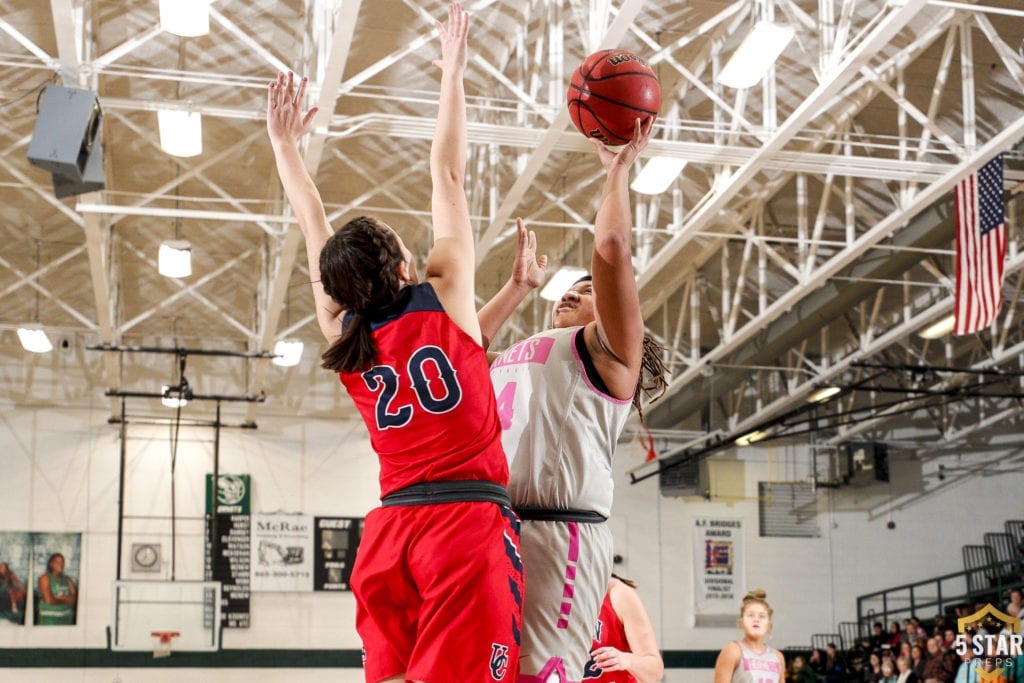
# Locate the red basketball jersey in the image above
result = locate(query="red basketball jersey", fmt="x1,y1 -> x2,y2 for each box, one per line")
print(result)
583,591 -> 637,682
339,283 -> 508,497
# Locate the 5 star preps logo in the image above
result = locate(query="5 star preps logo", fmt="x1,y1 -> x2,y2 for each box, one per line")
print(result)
955,604 -> 1023,681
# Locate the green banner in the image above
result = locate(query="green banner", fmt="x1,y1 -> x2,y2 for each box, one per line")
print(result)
205,474 -> 251,515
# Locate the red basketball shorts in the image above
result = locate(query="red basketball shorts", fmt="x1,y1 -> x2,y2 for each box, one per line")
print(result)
351,501 -> 524,683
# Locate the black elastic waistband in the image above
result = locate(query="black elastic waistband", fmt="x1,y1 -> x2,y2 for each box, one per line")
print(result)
381,481 -> 511,507
514,507 -> 607,523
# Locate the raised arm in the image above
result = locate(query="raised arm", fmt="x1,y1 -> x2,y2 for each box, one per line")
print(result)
583,118 -> 654,399
478,218 -> 547,350
423,3 -> 479,340
266,72 -> 340,343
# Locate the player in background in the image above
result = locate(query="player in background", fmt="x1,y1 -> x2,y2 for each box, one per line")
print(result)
583,574 -> 664,682
713,589 -> 786,683
267,5 -> 523,682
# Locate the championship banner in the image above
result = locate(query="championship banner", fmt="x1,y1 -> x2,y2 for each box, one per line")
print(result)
693,517 -> 744,625
251,514 -> 314,592
204,474 -> 251,628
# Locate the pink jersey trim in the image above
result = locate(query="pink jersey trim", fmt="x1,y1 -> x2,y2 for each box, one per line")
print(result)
570,328 -> 632,405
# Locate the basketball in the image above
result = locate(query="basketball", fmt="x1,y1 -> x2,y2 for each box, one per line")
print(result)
567,49 -> 661,145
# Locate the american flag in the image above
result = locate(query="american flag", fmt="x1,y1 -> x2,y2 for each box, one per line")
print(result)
954,154 -> 1006,335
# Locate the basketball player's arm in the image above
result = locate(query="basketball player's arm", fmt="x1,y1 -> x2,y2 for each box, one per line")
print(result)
713,642 -> 742,683
592,583 -> 664,682
423,4 -> 480,341
478,218 -> 547,349
266,72 -> 343,343
584,118 -> 653,399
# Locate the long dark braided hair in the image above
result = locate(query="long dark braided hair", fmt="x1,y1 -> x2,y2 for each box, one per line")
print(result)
319,216 -> 405,373
563,276 -> 668,418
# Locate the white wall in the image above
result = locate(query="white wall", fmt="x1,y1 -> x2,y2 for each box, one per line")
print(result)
1,397 -> 1021,682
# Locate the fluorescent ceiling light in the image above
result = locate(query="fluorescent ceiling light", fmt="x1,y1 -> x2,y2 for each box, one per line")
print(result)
161,385 -> 188,409
157,110 -> 203,157
808,386 -> 841,403
919,314 -> 955,340
17,327 -> 53,353
630,156 -> 688,195
717,21 -> 795,89
159,0 -> 211,37
272,340 -> 304,367
158,240 -> 192,278
540,266 -> 589,302
735,429 -> 768,447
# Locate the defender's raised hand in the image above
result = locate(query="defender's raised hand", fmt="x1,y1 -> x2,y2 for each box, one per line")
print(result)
267,71 -> 319,148
432,3 -> 470,74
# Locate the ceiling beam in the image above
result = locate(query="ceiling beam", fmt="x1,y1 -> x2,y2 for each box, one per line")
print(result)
635,0 -> 929,295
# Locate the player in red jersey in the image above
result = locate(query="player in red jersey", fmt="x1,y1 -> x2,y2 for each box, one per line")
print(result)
267,5 -> 522,682
583,575 -> 664,683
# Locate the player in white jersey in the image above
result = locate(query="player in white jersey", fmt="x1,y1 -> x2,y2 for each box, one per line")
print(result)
480,118 -> 667,683
713,589 -> 786,683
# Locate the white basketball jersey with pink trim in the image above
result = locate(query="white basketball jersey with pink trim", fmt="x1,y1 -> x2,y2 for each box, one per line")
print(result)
490,326 -> 631,516
731,642 -> 783,683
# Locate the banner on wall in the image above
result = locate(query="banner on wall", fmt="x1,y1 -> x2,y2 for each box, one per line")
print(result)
693,517 -> 744,624
251,514 -> 314,592
32,532 -> 82,627
0,531 -> 31,625
204,474 -> 251,628
313,517 -> 363,592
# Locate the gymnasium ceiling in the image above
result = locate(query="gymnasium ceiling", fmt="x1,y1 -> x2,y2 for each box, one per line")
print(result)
1,0 -> 1023,480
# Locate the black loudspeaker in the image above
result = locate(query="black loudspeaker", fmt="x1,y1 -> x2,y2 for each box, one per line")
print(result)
52,124 -> 104,198
26,85 -> 102,183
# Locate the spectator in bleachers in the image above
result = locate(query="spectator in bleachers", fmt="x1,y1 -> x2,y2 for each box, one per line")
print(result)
871,623 -> 888,651
863,650 -> 883,683
920,636 -> 954,683
941,629 -> 957,651
889,623 -> 904,649
823,642 -> 847,683
878,660 -> 898,683
951,651 -> 973,683
1005,588 -> 1022,618
910,644 -> 926,678
810,648 -> 829,678
896,655 -> 920,683
790,655 -> 818,683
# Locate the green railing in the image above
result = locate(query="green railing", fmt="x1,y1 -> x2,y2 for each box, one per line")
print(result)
856,557 -> 1020,628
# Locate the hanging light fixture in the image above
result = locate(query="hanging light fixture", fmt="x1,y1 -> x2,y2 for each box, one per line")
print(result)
808,386 -> 841,403
158,240 -> 192,278
161,385 -> 188,409
157,110 -> 203,158
158,0 -> 211,38
540,266 -> 589,302
17,326 -> 53,353
716,21 -> 795,89
631,157 -> 688,195
919,314 -> 955,340
272,340 -> 304,367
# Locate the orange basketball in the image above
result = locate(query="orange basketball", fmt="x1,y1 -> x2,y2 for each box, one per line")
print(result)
567,49 -> 661,145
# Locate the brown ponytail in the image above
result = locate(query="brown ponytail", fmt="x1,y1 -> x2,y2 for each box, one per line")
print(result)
318,216 -> 405,373
634,334 -> 668,419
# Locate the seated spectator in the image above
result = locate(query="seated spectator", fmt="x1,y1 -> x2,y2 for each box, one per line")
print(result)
824,642 -> 847,683
889,622 -> 904,649
871,622 -> 888,651
951,651 -> 973,683
896,655 -> 920,683
810,649 -> 829,678
791,655 -> 818,683
910,644 -> 926,678
863,651 -> 883,683
920,637 -> 953,683
879,660 -> 898,683
1006,588 -> 1022,618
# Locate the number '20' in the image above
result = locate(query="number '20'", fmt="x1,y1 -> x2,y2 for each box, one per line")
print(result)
361,345 -> 462,430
